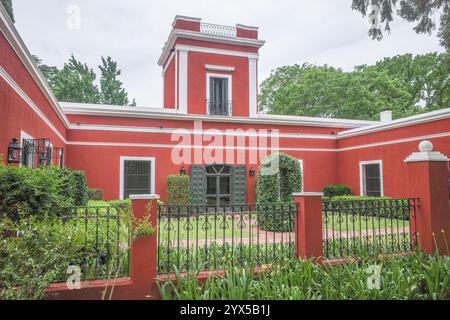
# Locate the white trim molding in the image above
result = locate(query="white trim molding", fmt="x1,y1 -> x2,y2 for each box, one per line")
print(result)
178,49 -> 188,114
248,57 -> 258,117
205,64 -> 235,72
359,160 -> 384,197
129,194 -> 160,200
1,67 -> 67,142
206,73 -> 233,116
0,6 -> 70,128
292,192 -> 324,197
119,156 -> 156,200
298,159 -> 304,192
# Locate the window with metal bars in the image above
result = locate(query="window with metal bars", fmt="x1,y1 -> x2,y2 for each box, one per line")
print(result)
21,138 -> 64,168
123,160 -> 152,199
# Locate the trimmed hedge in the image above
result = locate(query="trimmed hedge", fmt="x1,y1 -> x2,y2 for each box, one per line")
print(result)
322,196 -> 411,220
166,175 -> 191,206
323,185 -> 352,197
0,165 -> 88,220
88,188 -> 104,201
256,152 -> 302,232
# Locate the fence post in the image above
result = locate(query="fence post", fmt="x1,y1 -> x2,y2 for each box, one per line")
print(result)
293,192 -> 324,261
405,141 -> 450,256
129,194 -> 159,299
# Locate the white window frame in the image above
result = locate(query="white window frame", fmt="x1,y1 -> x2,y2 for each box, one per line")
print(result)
119,156 -> 156,200
298,159 -> 304,192
359,160 -> 384,197
206,73 -> 233,116
20,130 -> 34,168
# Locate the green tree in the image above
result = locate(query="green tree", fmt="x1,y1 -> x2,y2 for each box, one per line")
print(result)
351,0 -> 450,53
50,55 -> 100,104
99,56 -> 129,106
1,0 -> 14,23
357,52 -> 449,111
33,55 -> 58,84
259,63 -> 412,121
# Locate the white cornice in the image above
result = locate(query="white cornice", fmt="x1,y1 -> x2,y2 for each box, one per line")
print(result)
158,29 -> 265,66
337,108 -> 450,139
205,64 -> 235,72
60,102 -> 372,129
0,6 -> 70,128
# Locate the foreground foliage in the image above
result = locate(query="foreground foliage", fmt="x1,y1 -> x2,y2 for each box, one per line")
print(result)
157,251 -> 450,300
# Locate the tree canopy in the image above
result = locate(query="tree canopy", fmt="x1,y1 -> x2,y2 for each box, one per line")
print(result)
259,53 -> 449,121
1,0 -> 14,23
34,55 -> 135,106
351,0 -> 450,53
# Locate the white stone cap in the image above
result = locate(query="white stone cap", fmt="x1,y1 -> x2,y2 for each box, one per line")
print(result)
236,24 -> 259,31
129,194 -> 160,200
292,192 -> 324,197
172,15 -> 201,27
404,140 -> 449,163
380,110 -> 392,122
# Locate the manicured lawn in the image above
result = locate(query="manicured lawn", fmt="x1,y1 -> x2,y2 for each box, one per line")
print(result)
323,213 -> 409,232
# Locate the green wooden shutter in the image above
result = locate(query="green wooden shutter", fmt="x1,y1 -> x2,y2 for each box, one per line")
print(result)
232,165 -> 247,205
190,165 -> 206,205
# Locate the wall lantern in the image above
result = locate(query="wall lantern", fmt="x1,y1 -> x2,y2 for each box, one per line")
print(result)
180,166 -> 186,176
7,138 -> 21,164
249,167 -> 255,177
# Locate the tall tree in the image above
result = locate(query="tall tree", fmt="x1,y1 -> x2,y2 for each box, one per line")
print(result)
259,63 -> 412,121
33,55 -> 58,84
356,52 -> 449,111
99,56 -> 129,106
50,55 -> 100,104
1,0 -> 14,23
351,0 -> 450,53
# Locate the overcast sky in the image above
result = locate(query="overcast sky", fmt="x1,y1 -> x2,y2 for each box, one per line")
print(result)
12,0 -> 443,107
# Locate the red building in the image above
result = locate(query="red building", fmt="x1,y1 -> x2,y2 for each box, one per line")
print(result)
1,11 -> 449,204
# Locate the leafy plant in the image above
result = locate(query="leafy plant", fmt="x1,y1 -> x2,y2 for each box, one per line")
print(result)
158,251 -> 450,300
256,152 -> 302,231
88,188 -> 104,201
132,201 -> 155,240
166,175 -> 191,206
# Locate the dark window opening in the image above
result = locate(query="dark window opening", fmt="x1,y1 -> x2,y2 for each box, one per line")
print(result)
123,160 -> 152,199
362,163 -> 382,197
208,77 -> 230,116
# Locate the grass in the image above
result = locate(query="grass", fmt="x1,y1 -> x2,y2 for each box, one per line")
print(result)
157,251 -> 450,300
324,213 -> 409,232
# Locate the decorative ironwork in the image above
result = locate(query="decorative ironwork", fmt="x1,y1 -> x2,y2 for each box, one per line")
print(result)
207,99 -> 232,116
322,198 -> 418,259
157,203 -> 299,274
200,22 -> 237,37
21,138 -> 64,168
54,204 -> 131,282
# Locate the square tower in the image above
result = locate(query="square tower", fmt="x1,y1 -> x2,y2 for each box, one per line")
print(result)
158,16 -> 265,117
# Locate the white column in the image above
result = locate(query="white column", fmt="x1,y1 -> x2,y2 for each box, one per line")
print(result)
248,57 -> 258,117
178,49 -> 189,114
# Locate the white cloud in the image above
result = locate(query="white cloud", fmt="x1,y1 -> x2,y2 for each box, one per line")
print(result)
13,0 -> 444,106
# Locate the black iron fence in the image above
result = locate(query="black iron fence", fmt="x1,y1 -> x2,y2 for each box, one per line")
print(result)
322,198 -> 418,259
157,203 -> 298,274
53,204 -> 131,282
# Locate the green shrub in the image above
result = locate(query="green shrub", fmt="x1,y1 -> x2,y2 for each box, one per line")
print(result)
0,165 -> 88,220
166,175 -> 191,205
0,215 -> 90,300
70,170 -> 88,206
323,185 -> 352,197
256,153 -> 302,231
88,188 -> 104,201
322,196 -> 410,220
0,165 -> 72,221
